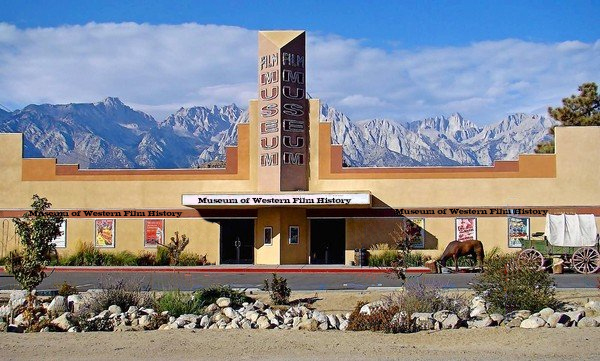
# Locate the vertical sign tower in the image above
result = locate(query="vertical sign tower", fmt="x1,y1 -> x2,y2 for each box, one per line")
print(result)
258,31 -> 308,192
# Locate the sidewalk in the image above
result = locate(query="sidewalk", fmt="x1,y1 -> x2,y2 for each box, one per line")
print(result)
20,265 -> 434,274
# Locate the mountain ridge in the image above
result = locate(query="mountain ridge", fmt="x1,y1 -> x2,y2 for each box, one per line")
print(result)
0,98 -> 555,169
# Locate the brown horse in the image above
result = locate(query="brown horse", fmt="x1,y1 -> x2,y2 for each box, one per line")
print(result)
437,239 -> 485,273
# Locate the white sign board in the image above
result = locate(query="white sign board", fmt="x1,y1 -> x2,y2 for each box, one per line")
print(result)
182,193 -> 370,207
52,220 -> 66,248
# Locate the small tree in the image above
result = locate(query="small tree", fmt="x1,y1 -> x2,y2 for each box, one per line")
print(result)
262,273 -> 291,305
536,82 -> 600,153
158,232 -> 189,266
6,194 -> 63,292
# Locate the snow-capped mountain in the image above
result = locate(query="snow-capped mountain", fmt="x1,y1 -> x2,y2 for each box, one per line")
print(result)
322,106 -> 555,167
0,98 -> 555,168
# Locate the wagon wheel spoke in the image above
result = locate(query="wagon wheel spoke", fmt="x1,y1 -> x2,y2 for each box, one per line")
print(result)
572,247 -> 600,274
518,249 -> 544,269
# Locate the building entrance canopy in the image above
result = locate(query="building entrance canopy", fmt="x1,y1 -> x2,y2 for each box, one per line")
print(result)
182,192 -> 371,208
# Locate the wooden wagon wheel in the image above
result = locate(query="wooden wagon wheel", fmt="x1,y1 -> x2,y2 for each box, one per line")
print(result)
571,247 -> 600,274
518,249 -> 544,269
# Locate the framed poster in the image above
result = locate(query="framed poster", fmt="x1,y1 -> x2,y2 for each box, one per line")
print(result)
508,217 -> 529,248
52,220 -> 67,248
405,218 -> 425,249
455,218 -> 477,241
264,226 -> 273,246
144,219 -> 165,247
289,226 -> 299,245
95,219 -> 115,248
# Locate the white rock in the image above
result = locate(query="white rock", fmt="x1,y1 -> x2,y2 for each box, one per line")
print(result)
47,296 -> 66,314
442,314 -> 461,329
216,297 -> 231,308
245,311 -> 260,323
547,313 -> 569,328
339,320 -> 349,331
539,308 -> 554,321
520,316 -> 546,329
51,312 -> 73,331
108,305 -> 122,315
327,314 -> 339,329
257,316 -> 271,329
577,317 -> 599,328
199,315 -> 210,328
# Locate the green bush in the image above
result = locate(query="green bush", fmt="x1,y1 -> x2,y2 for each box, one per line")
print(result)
56,281 -> 78,297
156,290 -> 201,317
102,251 -> 138,266
193,285 -> 251,308
404,252 -> 427,267
155,247 -> 170,266
368,250 -> 398,267
178,252 -> 208,266
81,278 -> 153,315
262,273 -> 291,305
136,251 -> 156,266
60,242 -> 104,266
471,253 -> 558,314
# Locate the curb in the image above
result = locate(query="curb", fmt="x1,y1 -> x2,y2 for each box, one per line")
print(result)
2,266 -> 432,274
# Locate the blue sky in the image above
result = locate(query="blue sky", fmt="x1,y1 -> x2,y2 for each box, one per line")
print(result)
1,0 -> 599,124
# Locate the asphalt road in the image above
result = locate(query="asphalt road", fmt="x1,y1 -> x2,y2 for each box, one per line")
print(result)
1,270 -> 598,291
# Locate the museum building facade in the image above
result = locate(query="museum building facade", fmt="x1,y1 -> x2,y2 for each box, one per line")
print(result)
0,31 -> 598,265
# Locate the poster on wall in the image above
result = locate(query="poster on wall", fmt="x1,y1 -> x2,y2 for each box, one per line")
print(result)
455,218 -> 477,241
95,219 -> 115,248
144,219 -> 164,247
508,217 -> 529,248
52,220 -> 67,248
405,218 -> 425,249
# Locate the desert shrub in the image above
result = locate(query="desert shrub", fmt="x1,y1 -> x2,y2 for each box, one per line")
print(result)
136,251 -> 156,266
262,273 -> 291,305
178,252 -> 208,266
368,250 -> 398,267
404,252 -> 428,267
155,246 -> 170,266
158,232 -> 189,265
81,278 -> 153,315
384,282 -> 468,316
348,282 -> 468,333
156,290 -> 201,317
471,253 -> 558,314
102,251 -> 138,266
193,285 -> 251,308
347,302 -> 401,333
61,242 -> 104,266
369,243 -> 397,251
484,246 -> 502,263
57,281 -> 78,297
0,256 -> 7,266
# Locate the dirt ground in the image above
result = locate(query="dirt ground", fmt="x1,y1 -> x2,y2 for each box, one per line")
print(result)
1,289 -> 599,361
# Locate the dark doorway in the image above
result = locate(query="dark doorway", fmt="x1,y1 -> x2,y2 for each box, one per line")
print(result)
219,219 -> 254,264
310,219 -> 345,264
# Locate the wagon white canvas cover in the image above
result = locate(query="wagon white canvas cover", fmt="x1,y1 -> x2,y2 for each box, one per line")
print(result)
545,214 -> 598,247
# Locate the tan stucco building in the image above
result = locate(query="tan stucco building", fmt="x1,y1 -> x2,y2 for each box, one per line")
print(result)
1,31 -> 598,265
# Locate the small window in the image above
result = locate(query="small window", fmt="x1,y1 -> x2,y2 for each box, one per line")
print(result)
264,226 -> 273,246
289,225 -> 299,245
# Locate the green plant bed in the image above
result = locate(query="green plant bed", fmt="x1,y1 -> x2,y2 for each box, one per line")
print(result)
368,250 -> 398,267
156,290 -> 202,317
193,285 -> 252,308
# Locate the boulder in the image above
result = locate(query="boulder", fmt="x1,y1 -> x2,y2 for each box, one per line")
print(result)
577,317 -> 599,328
113,324 -> 134,332
327,314 -> 339,329
489,314 -> 504,324
216,297 -> 231,308
241,320 -> 253,329
253,300 -> 266,310
245,311 -> 260,323
127,306 -> 138,314
318,321 -> 329,331
312,310 -> 328,324
411,313 -> 435,330
47,296 -> 67,314
359,301 -> 384,315
200,315 -> 210,328
441,314 -> 461,329
298,318 -> 319,331
67,326 -> 80,332
205,303 -> 219,314
504,317 -> 523,328
469,316 -> 493,328
520,316 -> 546,329
565,311 -> 585,323
432,310 -> 451,323
257,316 -> 272,329
538,308 -> 554,321
469,305 -> 487,318
108,305 -> 122,315
184,323 -> 198,329
547,313 -> 570,328
339,320 -> 349,331
51,312 -> 74,331
221,307 -> 238,319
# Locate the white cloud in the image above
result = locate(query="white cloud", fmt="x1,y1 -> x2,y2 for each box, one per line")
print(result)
0,23 -> 598,124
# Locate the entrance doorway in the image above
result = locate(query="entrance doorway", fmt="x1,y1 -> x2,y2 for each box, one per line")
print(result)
219,219 -> 254,264
310,219 -> 345,264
